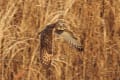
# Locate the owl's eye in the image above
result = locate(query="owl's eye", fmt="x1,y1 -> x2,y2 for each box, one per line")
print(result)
56,25 -> 66,30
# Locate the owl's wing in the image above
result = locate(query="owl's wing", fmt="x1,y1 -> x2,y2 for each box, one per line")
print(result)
56,31 -> 83,51
40,24 -> 55,67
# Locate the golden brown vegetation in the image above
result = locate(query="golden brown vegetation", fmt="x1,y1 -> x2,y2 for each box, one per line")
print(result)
0,0 -> 120,80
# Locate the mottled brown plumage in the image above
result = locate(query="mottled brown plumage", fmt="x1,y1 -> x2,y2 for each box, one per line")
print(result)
40,23 -> 57,67
39,21 -> 66,67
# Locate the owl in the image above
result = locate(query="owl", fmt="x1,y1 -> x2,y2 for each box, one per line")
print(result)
39,21 -> 83,67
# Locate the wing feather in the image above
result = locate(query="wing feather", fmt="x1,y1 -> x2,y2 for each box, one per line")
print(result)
40,24 -> 56,67
56,31 -> 83,51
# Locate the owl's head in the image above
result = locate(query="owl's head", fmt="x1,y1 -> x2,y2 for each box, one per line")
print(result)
55,20 -> 67,34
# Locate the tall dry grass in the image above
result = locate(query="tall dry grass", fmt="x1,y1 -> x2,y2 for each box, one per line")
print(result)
0,0 -> 120,80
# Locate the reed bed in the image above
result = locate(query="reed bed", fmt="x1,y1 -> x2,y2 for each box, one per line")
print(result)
0,0 -> 120,80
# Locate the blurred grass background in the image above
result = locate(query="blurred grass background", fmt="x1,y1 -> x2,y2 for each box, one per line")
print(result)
0,0 -> 120,80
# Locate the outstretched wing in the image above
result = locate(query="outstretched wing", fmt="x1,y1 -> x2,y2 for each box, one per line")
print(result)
40,24 -> 56,67
55,30 -> 83,51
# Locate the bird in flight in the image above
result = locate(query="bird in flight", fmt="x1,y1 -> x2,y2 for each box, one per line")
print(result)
39,21 -> 83,67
